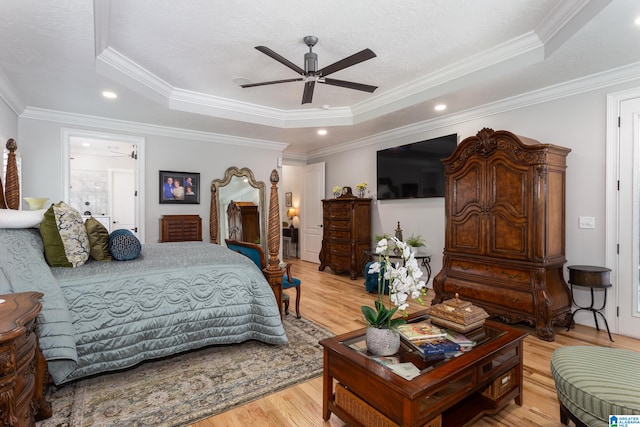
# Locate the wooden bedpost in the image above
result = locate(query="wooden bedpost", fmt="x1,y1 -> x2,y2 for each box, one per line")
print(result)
266,169 -> 281,270
262,169 -> 284,317
4,139 -> 19,210
210,183 -> 219,243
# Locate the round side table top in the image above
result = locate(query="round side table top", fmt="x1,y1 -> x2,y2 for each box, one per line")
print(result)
567,265 -> 611,273
567,265 -> 612,288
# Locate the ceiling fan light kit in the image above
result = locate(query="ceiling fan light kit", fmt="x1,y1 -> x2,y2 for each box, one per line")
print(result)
241,36 -> 377,104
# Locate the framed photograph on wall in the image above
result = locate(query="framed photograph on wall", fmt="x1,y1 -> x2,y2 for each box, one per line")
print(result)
285,192 -> 292,207
159,170 -> 200,204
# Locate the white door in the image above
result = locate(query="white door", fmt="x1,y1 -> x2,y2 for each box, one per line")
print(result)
617,96 -> 640,338
301,162 -> 325,263
109,169 -> 136,234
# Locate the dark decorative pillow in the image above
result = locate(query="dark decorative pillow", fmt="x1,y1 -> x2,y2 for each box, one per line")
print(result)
40,201 -> 90,267
85,217 -> 112,262
108,229 -> 141,261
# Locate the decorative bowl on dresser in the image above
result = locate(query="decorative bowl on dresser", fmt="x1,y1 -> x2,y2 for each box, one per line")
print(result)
433,128 -> 572,341
0,292 -> 51,426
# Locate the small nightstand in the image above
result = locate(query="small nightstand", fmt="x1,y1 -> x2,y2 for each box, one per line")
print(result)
0,292 -> 52,425
566,265 -> 613,342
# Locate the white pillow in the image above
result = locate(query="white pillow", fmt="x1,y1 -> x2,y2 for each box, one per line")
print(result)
0,209 -> 47,228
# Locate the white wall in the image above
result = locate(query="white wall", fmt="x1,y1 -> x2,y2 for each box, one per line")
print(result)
16,117 -> 283,243
311,78 -> 640,326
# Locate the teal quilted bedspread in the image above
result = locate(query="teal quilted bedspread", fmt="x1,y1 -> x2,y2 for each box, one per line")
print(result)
0,229 -> 287,384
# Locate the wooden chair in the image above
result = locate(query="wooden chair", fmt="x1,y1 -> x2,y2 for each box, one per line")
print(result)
225,239 -> 301,318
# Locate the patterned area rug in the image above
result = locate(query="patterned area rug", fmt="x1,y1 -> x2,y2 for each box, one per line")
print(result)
36,317 -> 334,427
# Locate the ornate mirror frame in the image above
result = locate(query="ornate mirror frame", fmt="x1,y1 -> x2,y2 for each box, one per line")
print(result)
210,166 -> 267,252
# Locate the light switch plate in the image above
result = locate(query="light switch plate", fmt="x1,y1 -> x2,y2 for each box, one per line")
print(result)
579,216 -> 595,229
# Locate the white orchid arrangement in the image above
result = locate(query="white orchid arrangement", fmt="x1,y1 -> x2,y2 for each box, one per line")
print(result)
362,237 -> 427,329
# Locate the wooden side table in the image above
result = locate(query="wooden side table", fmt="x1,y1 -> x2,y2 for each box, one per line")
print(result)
566,265 -> 613,342
0,292 -> 52,426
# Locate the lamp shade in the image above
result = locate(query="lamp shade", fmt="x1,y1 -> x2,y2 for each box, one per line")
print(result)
287,208 -> 296,218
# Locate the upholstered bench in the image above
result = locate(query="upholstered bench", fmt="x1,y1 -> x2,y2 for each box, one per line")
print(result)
550,346 -> 640,427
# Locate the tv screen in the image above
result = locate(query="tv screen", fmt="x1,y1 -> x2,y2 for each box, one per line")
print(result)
376,133 -> 458,200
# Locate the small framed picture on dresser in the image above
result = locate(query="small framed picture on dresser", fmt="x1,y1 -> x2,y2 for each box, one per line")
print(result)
159,170 -> 200,204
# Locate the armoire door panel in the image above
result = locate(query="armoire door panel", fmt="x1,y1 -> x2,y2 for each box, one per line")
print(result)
451,162 -> 483,215
489,214 -> 528,258
450,213 -> 483,252
489,160 -> 530,216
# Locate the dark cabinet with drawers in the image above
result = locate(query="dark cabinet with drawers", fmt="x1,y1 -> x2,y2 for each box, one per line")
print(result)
319,196 -> 371,280
159,215 -> 202,242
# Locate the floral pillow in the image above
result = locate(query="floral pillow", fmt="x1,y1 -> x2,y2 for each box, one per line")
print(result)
40,202 -> 90,267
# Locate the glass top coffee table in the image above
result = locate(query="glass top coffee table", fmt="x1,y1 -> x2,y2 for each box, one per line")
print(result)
320,310 -> 528,427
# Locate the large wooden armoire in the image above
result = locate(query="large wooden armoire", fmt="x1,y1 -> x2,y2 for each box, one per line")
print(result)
319,195 -> 371,280
433,128 -> 572,341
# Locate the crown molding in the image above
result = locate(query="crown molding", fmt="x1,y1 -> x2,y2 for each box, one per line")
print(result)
20,107 -> 288,151
308,61 -> 640,159
93,1 -> 591,129
0,66 -> 25,116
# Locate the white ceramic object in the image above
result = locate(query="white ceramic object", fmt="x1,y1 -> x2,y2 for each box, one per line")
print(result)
23,197 -> 49,210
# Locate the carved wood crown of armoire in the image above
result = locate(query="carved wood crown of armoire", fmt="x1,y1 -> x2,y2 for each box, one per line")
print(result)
433,128 -> 572,341
319,194 -> 372,280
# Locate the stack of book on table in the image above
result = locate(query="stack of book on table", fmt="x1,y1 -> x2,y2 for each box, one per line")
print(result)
398,321 -> 476,360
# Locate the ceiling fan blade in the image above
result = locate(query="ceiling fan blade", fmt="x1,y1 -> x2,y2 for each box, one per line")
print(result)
255,46 -> 305,75
322,78 -> 377,93
317,48 -> 376,77
302,81 -> 315,104
241,78 -> 303,88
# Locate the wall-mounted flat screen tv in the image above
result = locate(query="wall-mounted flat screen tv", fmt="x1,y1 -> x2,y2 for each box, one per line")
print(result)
376,133 -> 458,200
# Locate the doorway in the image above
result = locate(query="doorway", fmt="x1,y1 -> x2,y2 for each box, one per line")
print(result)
61,128 -> 145,241
607,89 -> 640,339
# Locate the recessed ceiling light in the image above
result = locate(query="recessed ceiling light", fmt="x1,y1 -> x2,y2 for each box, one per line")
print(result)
233,77 -> 251,86
82,142 -> 90,147
317,129 -> 328,136
102,91 -> 117,99
635,16 -> 640,26
434,104 -> 447,111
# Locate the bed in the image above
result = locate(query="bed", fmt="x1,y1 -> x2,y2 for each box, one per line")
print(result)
0,227 -> 287,385
0,144 -> 287,385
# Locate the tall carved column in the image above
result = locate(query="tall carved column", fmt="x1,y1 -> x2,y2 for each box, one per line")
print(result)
210,184 -> 219,243
3,139 -> 20,210
266,169 -> 281,271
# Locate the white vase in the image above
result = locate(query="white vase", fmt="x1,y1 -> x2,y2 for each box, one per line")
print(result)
365,327 -> 400,356
23,197 -> 49,210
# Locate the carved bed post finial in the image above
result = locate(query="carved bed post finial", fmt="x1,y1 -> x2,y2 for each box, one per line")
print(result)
266,169 -> 281,270
4,139 -> 19,210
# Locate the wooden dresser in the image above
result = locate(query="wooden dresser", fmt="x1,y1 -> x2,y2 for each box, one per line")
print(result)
433,128 -> 572,341
159,214 -> 202,242
0,292 -> 52,426
319,195 -> 371,280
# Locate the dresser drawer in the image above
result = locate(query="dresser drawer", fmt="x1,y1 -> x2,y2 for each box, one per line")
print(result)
443,279 -> 533,313
448,259 -> 531,288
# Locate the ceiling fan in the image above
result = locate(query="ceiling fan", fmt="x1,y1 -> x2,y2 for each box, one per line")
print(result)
241,36 -> 377,104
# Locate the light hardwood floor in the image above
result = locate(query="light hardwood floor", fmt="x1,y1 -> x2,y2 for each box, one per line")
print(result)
191,258 -> 639,427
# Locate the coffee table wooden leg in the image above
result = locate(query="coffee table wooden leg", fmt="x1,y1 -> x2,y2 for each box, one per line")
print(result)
323,349 -> 333,420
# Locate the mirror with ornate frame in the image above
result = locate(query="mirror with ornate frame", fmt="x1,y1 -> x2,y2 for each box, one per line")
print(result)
210,166 -> 267,252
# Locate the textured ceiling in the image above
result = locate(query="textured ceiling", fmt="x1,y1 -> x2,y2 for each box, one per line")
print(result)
1,0 -> 639,156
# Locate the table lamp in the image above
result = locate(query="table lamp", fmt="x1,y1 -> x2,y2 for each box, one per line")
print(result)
287,208 -> 297,228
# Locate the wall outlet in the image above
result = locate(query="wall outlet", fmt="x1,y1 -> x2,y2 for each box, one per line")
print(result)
579,216 -> 595,229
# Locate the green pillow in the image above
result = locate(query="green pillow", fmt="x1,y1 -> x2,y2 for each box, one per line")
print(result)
85,217 -> 112,262
40,202 -> 90,267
